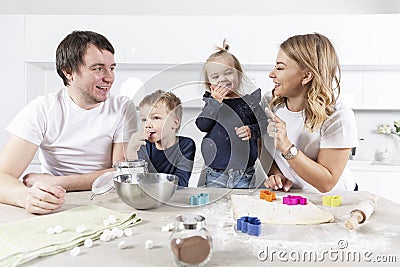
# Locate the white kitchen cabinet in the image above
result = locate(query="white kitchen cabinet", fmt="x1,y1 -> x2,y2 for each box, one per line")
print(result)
362,70 -> 400,109
339,70 -> 364,109
0,15 -> 26,145
249,15 -> 400,66
349,161 -> 400,204
123,16 -> 251,64
353,171 -> 400,204
24,15 -> 127,63
24,15 -> 252,64
352,172 -> 379,195
20,14 -> 400,110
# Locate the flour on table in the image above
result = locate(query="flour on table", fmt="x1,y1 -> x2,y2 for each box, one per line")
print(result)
231,194 -> 334,225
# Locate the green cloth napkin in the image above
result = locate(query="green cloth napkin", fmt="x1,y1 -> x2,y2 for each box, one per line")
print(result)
0,205 -> 141,267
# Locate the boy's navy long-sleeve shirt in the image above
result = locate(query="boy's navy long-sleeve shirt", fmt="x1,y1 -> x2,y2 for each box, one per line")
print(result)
138,136 -> 195,187
195,88 -> 267,170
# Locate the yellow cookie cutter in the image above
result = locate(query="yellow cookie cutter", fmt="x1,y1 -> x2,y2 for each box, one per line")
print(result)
322,196 -> 342,207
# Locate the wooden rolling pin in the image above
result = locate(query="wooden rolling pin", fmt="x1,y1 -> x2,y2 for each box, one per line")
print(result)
344,195 -> 379,230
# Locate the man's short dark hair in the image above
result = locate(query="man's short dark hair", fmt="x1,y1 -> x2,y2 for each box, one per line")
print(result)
56,31 -> 114,86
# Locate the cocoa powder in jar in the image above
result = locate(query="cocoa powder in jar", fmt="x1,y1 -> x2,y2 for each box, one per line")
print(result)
171,235 -> 211,265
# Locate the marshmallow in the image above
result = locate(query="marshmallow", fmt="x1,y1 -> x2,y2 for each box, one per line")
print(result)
124,228 -> 133,237
145,240 -> 153,249
54,225 -> 63,234
84,238 -> 93,248
167,223 -> 175,231
108,215 -> 117,224
46,227 -> 55,235
118,240 -> 127,249
161,225 -> 170,232
100,229 -> 111,242
70,247 -> 80,257
111,227 -> 124,239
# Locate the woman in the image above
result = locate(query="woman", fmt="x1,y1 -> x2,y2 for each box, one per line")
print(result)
260,33 -> 359,193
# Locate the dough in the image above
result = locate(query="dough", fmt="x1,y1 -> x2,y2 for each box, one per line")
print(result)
231,194 -> 334,225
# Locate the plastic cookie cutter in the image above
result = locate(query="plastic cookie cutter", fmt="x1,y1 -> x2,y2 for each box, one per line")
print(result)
236,216 -> 261,236
322,196 -> 342,207
282,195 -> 308,205
190,193 -> 209,205
260,190 -> 276,202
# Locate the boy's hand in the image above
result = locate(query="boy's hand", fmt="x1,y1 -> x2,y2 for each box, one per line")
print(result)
235,126 -> 251,141
127,130 -> 148,160
210,83 -> 229,103
127,130 -> 147,155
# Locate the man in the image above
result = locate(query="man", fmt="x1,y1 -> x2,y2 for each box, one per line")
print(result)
0,31 -> 137,214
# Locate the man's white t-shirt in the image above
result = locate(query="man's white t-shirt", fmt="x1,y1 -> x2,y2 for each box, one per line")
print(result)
263,102 -> 359,193
6,88 -> 137,176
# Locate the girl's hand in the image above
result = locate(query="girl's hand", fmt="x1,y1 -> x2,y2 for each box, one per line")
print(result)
265,108 -> 292,154
210,83 -> 229,103
264,173 -> 292,192
235,126 -> 251,141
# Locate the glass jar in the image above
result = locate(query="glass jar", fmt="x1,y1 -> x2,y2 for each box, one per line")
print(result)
113,159 -> 148,175
170,214 -> 213,267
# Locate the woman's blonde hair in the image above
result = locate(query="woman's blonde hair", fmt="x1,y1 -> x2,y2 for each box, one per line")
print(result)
202,39 -> 244,93
269,33 -> 341,132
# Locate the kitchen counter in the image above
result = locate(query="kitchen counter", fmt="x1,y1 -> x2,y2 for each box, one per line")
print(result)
1,188 -> 399,266
348,160 -> 400,172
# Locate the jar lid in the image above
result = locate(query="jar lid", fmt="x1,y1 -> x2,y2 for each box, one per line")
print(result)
113,159 -> 147,169
90,171 -> 116,200
176,214 -> 206,230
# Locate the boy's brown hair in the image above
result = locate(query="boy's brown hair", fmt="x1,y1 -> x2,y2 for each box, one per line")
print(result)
139,90 -> 182,130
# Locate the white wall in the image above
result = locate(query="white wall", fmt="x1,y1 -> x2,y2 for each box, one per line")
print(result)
1,14 -> 400,184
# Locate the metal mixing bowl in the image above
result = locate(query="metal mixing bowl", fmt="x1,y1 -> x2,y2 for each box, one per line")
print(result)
113,172 -> 178,210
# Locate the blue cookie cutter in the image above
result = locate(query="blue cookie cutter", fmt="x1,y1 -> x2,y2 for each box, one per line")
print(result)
190,193 -> 209,205
236,216 -> 261,236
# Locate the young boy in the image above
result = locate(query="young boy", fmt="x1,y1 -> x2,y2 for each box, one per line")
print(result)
127,90 -> 195,187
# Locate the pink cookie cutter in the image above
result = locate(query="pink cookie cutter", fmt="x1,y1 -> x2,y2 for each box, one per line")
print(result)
282,195 -> 307,205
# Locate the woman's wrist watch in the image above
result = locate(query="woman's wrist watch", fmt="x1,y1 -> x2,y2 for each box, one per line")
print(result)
282,144 -> 298,160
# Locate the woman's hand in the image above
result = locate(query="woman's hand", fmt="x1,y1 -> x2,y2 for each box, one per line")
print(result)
235,126 -> 251,141
210,83 -> 230,103
25,181 -> 65,214
264,173 -> 292,192
265,108 -> 292,154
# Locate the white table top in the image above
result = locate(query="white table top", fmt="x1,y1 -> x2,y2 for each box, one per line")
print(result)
1,188 -> 399,267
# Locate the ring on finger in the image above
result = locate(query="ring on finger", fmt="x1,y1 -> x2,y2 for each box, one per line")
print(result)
37,199 -> 41,208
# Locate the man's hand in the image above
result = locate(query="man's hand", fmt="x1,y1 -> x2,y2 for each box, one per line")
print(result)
25,181 -> 66,214
22,173 -> 54,188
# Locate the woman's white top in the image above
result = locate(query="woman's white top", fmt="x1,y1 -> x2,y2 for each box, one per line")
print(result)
262,100 -> 359,193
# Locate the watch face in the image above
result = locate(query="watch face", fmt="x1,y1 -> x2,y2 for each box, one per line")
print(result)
290,146 -> 298,156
